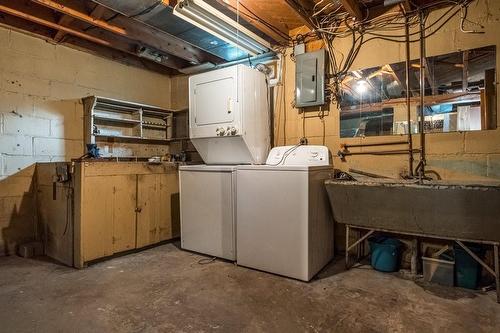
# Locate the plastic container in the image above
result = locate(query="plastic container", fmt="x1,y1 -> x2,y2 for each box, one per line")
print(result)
454,243 -> 484,290
422,256 -> 455,287
368,236 -> 403,272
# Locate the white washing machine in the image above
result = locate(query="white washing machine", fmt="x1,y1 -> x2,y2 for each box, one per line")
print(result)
236,145 -> 334,281
179,165 -> 237,260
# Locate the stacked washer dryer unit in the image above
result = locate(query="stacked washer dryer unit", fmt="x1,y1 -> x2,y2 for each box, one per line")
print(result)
237,145 -> 334,281
179,64 -> 270,261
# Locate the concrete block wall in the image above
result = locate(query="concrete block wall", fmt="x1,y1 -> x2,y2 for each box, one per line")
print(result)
0,26 -> 172,255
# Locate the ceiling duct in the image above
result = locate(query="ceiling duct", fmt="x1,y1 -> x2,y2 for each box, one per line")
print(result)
91,0 -> 271,62
91,0 -> 167,19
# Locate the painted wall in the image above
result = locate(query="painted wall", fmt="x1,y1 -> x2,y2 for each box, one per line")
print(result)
274,0 -> 500,181
0,26 -> 172,255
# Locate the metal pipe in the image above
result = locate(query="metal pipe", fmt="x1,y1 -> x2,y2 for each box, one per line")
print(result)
179,51 -> 277,74
405,16 -> 414,177
341,140 -> 409,149
215,51 -> 277,69
418,10 -> 427,181
338,149 -> 421,158
348,168 -> 390,179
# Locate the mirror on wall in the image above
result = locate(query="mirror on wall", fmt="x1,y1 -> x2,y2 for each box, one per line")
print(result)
339,45 -> 496,138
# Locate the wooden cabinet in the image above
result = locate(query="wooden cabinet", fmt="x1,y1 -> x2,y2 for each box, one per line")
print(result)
37,161 -> 180,268
136,173 -> 180,248
81,174 -> 137,262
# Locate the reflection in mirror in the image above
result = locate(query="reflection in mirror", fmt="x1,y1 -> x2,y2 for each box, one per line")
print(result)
339,45 -> 496,138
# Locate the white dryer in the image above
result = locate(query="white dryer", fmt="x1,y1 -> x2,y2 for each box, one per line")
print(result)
236,145 -> 334,281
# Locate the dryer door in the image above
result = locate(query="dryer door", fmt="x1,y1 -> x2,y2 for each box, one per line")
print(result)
189,66 -> 240,138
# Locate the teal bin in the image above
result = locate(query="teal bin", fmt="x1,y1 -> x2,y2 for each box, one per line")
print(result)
454,243 -> 484,289
368,236 -> 403,272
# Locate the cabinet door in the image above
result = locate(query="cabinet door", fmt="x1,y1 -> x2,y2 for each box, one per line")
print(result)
81,175 -> 136,262
158,172 -> 180,241
111,175 -> 137,253
136,174 -> 159,248
82,176 -> 114,262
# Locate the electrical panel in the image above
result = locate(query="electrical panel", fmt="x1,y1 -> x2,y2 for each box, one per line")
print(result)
295,49 -> 325,108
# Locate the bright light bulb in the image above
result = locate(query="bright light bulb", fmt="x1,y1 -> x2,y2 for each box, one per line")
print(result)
356,80 -> 368,94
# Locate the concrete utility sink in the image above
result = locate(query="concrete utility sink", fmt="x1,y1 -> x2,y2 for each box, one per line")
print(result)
325,178 -> 500,242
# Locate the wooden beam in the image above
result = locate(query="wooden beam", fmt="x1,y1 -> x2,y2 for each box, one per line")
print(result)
54,5 -> 106,42
424,58 -> 438,95
462,50 -> 469,93
214,0 -> 288,44
31,0 -> 126,35
284,0 -> 315,30
340,0 -> 363,20
53,14 -> 73,41
0,4 -> 111,46
162,0 -> 177,6
400,1 -> 412,14
83,27 -> 188,69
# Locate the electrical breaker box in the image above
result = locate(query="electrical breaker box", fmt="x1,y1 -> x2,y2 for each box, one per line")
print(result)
295,49 -> 325,108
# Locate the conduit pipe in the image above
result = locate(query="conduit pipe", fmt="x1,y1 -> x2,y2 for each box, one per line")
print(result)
417,10 -> 427,181
405,15 -> 414,177
341,140 -> 409,149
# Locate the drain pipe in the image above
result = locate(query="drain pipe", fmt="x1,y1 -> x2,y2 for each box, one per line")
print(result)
416,10 -> 427,182
405,16 -> 414,178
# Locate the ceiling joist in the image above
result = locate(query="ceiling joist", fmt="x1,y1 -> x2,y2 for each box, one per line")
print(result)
32,0 -> 126,35
340,0 -> 363,21
53,4 -> 107,42
213,0 -> 290,44
53,14 -> 74,42
0,3 -> 111,46
284,0 -> 315,30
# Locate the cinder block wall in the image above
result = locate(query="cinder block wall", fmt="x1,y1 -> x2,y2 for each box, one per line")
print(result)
0,26 -> 172,255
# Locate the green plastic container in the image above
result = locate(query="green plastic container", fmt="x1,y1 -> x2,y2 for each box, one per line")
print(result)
368,236 -> 403,272
454,243 -> 484,290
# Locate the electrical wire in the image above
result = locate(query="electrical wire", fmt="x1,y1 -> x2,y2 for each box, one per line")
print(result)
267,143 -> 303,166
286,0 -> 481,107
197,257 -> 217,265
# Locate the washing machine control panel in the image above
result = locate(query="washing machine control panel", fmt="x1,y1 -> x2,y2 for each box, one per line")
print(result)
266,145 -> 330,166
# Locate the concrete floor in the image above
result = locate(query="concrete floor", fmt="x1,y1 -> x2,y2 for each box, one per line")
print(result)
1,242 -> 499,333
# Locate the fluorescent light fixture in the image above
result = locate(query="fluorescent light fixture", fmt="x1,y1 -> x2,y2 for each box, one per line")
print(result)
173,0 -> 271,56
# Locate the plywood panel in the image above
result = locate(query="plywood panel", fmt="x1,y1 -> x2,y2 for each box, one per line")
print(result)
158,172 -> 177,241
81,176 -> 114,262
111,174 -> 137,253
37,184 -> 73,266
136,174 -> 158,248
82,162 -> 177,177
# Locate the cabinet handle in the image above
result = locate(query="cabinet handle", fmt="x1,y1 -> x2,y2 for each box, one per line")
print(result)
135,207 -> 142,213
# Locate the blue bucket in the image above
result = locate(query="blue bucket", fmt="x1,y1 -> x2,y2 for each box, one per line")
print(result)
453,243 -> 484,289
368,236 -> 403,272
